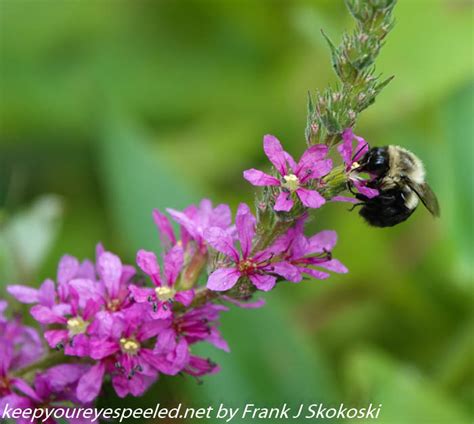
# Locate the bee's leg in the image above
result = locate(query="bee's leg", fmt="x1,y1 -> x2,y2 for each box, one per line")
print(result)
346,181 -> 358,195
348,202 -> 364,212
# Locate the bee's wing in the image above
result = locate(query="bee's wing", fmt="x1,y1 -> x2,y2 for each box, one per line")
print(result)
407,180 -> 440,217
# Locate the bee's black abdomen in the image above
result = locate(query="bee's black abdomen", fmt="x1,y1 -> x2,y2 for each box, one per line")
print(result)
358,189 -> 415,227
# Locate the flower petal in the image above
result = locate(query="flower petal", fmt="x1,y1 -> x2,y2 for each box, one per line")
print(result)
300,267 -> 330,280
166,208 -> 200,240
295,144 -> 329,177
38,279 -> 56,307
129,285 -> 154,303
89,339 -> 119,360
203,227 -> 239,262
174,289 -> 194,307
7,285 -> 39,304
57,255 -> 79,285
249,273 -> 276,291
243,169 -> 280,186
301,158 -> 332,181
77,259 -> 96,280
307,230 -> 338,253
353,180 -> 379,198
270,261 -> 302,282
42,364 -> 87,392
68,278 -> 103,305
136,250 -> 161,285
274,191 -> 294,211
10,378 -> 41,402
338,128 -> 356,168
235,203 -> 256,259
208,327 -> 230,352
209,203 -> 232,229
44,329 -> 68,348
284,151 -> 298,171
263,134 -> 287,175
153,208 -> 177,247
296,188 -> 326,209
97,252 -> 122,299
30,305 -> 66,324
207,268 -> 240,291
77,362 -> 105,403
353,135 -> 369,162
164,244 -> 184,285
317,259 -> 348,274
138,319 -> 170,341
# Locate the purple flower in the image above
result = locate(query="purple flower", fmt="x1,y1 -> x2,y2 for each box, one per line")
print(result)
172,303 -> 229,352
168,303 -> 229,378
78,309 -> 187,401
184,356 -> 220,377
7,253 -> 90,308
1,364 -> 92,424
153,199 -> 232,254
129,244 -> 194,319
243,135 -> 332,211
0,308 -> 44,405
68,246 -> 136,315
204,203 -> 300,292
334,128 -> 379,201
8,247 -> 138,355
30,286 -> 100,356
167,199 -> 232,253
270,217 -> 348,281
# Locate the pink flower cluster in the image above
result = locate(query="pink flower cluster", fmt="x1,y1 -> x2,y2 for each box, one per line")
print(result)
5,200 -> 233,406
0,131 -> 368,414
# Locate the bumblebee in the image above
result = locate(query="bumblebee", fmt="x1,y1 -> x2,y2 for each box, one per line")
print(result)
352,146 -> 440,227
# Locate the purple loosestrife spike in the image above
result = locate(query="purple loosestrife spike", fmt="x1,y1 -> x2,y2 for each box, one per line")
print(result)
243,135 -> 332,211
204,203 -> 300,292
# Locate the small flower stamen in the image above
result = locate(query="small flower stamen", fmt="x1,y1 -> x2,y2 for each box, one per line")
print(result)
67,316 -> 89,337
155,286 -> 176,302
120,338 -> 141,355
281,174 -> 300,191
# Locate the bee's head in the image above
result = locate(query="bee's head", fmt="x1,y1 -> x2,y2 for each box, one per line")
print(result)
356,146 -> 390,177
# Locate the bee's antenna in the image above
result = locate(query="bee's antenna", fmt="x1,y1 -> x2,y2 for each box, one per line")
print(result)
352,142 -> 369,164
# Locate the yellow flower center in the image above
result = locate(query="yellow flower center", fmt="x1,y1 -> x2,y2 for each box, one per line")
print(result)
120,338 -> 141,355
155,286 -> 176,302
107,299 -> 121,312
238,259 -> 257,275
67,316 -> 89,336
350,161 -> 360,171
281,174 -> 300,191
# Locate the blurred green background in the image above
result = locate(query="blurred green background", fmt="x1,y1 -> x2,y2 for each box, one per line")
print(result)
0,0 -> 473,423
